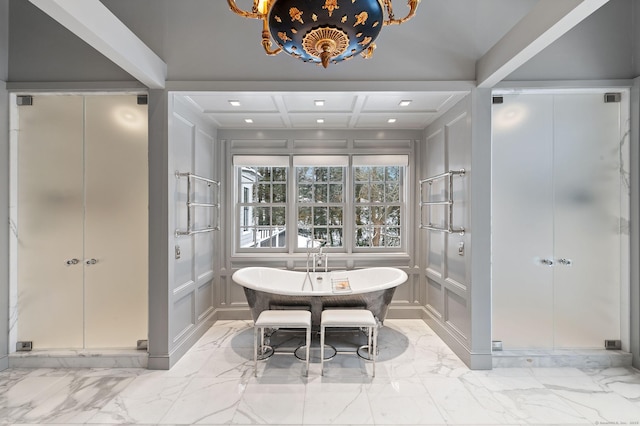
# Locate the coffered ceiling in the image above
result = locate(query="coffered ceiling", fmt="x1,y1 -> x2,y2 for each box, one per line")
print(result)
183,91 -> 468,129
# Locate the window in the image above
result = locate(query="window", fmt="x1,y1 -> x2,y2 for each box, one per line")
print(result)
294,156 -> 348,248
235,156 -> 288,249
353,155 -> 406,249
234,154 -> 407,253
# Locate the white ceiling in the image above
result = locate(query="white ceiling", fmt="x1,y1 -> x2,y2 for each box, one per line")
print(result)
183,91 -> 469,130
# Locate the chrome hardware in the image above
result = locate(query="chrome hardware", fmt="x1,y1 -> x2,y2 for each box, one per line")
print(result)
86,258 -> 98,265
175,171 -> 221,237
540,258 -> 554,266
419,169 -> 466,235
65,258 -> 80,266
557,258 -> 573,266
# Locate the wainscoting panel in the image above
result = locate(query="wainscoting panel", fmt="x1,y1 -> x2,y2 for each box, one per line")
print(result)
422,95 -> 473,361
445,288 -> 469,341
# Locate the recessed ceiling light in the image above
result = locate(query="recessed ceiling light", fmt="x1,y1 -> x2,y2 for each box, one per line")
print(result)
314,100 -> 325,106
388,118 -> 397,124
399,100 -> 412,107
244,118 -> 254,123
317,118 -> 325,124
229,100 -> 241,107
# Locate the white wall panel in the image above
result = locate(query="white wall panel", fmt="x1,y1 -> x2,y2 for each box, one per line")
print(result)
445,289 -> 469,340
169,95 -> 218,354
422,95 -> 473,353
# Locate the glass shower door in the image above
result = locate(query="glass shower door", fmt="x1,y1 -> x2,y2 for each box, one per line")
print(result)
84,95 -> 148,349
552,94 -> 621,347
17,95 -> 85,349
492,94 -> 555,349
17,94 -> 148,350
492,92 -> 623,350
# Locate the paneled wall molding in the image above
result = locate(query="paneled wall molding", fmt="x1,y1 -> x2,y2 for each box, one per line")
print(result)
421,93 -> 489,369
154,93 -> 218,369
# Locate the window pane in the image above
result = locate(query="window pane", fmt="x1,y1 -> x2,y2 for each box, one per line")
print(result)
387,206 -> 401,225
297,167 -> 313,183
372,206 -> 385,225
372,166 -> 385,181
255,207 -> 270,225
314,167 -> 328,182
371,183 -> 384,201
273,207 -> 286,226
329,228 -> 343,247
385,183 -> 400,202
313,228 -> 328,242
298,206 -> 312,226
329,207 -> 343,225
330,167 -> 343,182
272,183 -> 286,202
273,167 -> 287,182
256,183 -> 270,202
355,206 -> 370,224
314,184 -> 327,203
299,184 -> 312,202
313,207 -> 327,226
383,227 -> 401,247
355,227 -> 371,247
329,184 -> 343,202
385,166 -> 400,181
257,167 -> 271,182
354,166 -> 370,181
355,183 -> 369,201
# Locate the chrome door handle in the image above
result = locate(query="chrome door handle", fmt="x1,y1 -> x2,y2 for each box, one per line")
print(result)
65,258 -> 80,266
540,258 -> 554,266
86,258 -> 98,265
557,258 -> 573,266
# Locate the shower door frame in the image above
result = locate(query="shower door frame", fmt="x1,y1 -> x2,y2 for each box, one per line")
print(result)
8,91 -> 150,352
491,87 -> 631,352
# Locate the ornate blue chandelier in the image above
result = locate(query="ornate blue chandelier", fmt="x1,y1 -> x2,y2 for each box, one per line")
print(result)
227,0 -> 420,68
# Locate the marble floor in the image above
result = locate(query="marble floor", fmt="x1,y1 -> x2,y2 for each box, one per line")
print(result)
1,319 -> 640,425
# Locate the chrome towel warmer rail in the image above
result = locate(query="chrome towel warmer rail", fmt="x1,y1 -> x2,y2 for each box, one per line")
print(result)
175,171 -> 221,237
419,169 -> 466,235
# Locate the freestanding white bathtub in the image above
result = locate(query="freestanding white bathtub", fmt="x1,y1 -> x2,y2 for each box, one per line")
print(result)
232,267 -> 408,327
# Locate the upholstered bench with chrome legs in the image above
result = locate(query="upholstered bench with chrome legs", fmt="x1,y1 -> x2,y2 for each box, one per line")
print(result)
320,309 -> 378,377
254,310 -> 312,377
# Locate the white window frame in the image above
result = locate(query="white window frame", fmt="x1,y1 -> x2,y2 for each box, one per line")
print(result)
232,154 -> 408,255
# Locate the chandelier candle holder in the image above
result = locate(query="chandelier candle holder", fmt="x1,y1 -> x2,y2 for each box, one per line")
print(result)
227,0 -> 421,68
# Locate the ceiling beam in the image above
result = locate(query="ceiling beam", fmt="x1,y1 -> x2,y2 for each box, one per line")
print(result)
29,0 -> 167,89
476,0 -> 610,88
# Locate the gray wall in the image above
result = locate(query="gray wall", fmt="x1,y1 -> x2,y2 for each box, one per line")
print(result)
420,92 -> 492,369
216,128 -> 425,322
507,0 -> 635,81
1,0 -> 9,370
8,0 -> 131,82
147,92 -> 220,370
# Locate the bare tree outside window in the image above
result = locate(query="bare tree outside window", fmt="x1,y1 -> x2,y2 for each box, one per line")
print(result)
297,166 -> 344,248
354,165 -> 402,248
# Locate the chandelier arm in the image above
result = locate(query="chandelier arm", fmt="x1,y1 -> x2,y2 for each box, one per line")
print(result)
227,0 -> 264,19
383,0 -> 420,26
262,38 -> 283,55
261,21 -> 282,56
